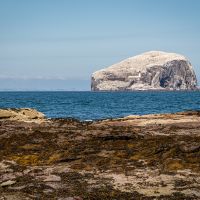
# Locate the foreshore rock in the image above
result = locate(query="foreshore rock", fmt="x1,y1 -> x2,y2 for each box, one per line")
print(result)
0,108 -> 45,122
0,109 -> 200,199
91,51 -> 198,91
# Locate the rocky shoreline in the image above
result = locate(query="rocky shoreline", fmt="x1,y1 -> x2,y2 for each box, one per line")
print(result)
0,108 -> 200,199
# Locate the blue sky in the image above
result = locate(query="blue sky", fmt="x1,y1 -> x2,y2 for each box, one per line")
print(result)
0,0 -> 200,90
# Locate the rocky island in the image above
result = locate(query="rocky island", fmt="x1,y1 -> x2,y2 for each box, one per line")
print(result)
91,51 -> 197,91
0,108 -> 200,199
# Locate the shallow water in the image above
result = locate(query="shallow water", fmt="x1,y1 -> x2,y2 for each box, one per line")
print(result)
0,91 -> 200,120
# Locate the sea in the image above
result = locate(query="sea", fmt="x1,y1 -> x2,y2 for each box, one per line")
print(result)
0,91 -> 200,121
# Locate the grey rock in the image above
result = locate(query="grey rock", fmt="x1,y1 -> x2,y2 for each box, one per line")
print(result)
91,51 -> 198,91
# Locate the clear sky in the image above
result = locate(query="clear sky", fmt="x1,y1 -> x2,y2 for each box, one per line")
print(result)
0,0 -> 200,90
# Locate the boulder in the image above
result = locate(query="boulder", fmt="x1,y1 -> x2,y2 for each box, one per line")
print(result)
91,51 -> 197,91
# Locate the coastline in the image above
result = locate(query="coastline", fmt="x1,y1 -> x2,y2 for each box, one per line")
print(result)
0,108 -> 200,199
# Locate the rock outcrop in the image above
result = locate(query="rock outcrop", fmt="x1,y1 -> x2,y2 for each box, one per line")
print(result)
0,108 -> 45,122
0,109 -> 200,199
91,51 -> 198,91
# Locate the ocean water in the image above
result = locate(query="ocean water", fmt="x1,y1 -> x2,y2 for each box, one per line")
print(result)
0,91 -> 200,120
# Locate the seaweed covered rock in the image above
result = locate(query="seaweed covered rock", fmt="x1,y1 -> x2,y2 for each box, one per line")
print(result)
91,51 -> 197,91
0,109 -> 200,199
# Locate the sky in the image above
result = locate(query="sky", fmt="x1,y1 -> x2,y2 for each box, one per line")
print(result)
0,0 -> 200,90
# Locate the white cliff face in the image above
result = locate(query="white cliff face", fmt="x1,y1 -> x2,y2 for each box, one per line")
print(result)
91,51 -> 198,91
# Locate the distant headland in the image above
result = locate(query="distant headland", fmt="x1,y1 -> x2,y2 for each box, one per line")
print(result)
91,51 -> 198,91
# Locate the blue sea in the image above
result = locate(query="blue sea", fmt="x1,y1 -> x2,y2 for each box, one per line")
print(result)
0,91 -> 200,121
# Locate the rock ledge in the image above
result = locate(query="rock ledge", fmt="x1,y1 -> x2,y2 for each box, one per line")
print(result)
0,108 -> 45,122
